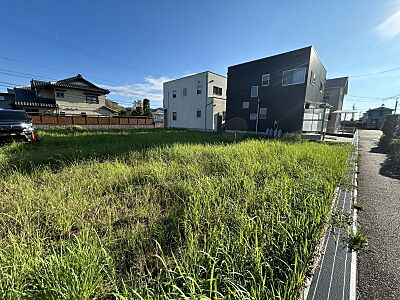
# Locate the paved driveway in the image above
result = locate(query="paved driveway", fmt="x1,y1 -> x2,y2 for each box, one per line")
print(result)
357,130 -> 400,299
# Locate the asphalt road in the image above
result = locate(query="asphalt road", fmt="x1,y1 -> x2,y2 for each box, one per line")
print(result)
357,130 -> 400,299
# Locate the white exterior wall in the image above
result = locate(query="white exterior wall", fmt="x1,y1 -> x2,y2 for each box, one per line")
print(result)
163,72 -> 226,131
324,87 -> 344,134
55,88 -> 111,116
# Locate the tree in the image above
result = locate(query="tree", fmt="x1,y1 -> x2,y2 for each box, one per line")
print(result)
143,98 -> 152,117
132,100 -> 143,116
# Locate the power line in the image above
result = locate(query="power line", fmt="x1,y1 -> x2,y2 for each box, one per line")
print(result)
0,17 -> 161,77
0,56 -> 124,85
349,67 -> 400,78
347,95 -> 393,100
0,68 -> 56,81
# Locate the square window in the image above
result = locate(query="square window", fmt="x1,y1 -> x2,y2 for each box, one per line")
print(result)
172,112 -> 177,120
196,110 -> 201,118
56,91 -> 64,98
172,90 -> 177,98
282,67 -> 306,86
251,86 -> 258,98
86,95 -> 98,104
262,74 -> 270,86
259,108 -> 267,119
183,88 -> 187,97
213,86 -> 223,96
310,70 -> 316,85
250,113 -> 257,120
242,101 -> 249,109
197,85 -> 202,94
0,96 -> 4,101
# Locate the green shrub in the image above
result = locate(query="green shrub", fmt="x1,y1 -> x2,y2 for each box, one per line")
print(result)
381,114 -> 400,138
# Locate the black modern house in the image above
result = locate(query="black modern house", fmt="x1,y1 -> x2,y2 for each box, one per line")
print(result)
225,46 -> 328,134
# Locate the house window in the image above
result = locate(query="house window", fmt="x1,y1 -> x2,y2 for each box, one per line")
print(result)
213,86 -> 223,96
196,110 -> 201,118
249,113 -> 257,120
310,70 -> 316,85
242,101 -> 249,109
183,88 -> 187,97
172,111 -> 177,121
319,81 -> 324,93
59,111 -> 65,116
0,96 -> 4,101
172,90 -> 177,98
251,86 -> 258,98
81,112 -> 87,117
56,91 -> 64,98
259,108 -> 267,119
86,95 -> 99,104
261,74 -> 270,86
197,85 -> 202,95
282,67 -> 306,86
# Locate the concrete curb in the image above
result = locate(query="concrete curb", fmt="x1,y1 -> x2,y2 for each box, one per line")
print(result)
349,130 -> 359,300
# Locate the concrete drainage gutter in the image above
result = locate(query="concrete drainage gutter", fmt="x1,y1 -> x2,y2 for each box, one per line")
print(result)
301,130 -> 359,300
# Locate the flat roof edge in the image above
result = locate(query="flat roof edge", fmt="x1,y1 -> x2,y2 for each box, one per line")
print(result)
164,71 -> 226,85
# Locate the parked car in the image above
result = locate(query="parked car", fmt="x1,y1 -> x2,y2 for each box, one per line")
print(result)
0,109 -> 37,144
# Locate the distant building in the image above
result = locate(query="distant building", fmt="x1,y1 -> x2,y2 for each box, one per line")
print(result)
0,74 -> 117,116
0,90 -> 17,109
225,46 -> 329,134
361,105 -> 394,129
152,108 -> 164,123
323,77 -> 349,133
163,71 -> 226,131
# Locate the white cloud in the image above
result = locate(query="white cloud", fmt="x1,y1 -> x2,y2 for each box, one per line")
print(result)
377,9 -> 400,39
99,76 -> 171,101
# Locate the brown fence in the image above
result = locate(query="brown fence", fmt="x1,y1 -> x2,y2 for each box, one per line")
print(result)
29,114 -> 154,126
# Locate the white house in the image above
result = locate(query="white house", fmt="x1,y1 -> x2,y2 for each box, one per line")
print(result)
152,107 -> 164,123
163,71 -> 227,131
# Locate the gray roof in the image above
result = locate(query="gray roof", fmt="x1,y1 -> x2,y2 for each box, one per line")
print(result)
325,77 -> 348,89
31,74 -> 110,94
368,106 -> 394,111
14,88 -> 57,108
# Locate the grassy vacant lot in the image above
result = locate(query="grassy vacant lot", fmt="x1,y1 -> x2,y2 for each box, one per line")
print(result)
0,129 -> 351,299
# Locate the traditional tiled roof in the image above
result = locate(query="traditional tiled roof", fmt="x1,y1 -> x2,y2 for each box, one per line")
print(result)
52,74 -> 110,94
101,106 -> 118,113
368,106 -> 394,111
14,88 -> 57,108
31,80 -> 51,89
30,74 -> 110,94
325,77 -> 348,89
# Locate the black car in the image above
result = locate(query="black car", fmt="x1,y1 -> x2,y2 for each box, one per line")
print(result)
0,109 -> 37,143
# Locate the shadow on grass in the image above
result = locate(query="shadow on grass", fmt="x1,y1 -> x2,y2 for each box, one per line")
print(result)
0,128 -> 260,174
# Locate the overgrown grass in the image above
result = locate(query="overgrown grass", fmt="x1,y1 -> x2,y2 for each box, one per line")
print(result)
0,129 -> 352,299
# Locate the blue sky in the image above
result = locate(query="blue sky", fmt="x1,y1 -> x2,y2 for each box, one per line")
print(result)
1,0 -> 400,116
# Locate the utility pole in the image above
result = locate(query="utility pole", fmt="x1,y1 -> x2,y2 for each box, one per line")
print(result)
395,97 -> 398,114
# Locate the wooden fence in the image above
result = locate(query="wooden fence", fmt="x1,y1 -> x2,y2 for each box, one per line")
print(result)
29,114 -> 154,126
